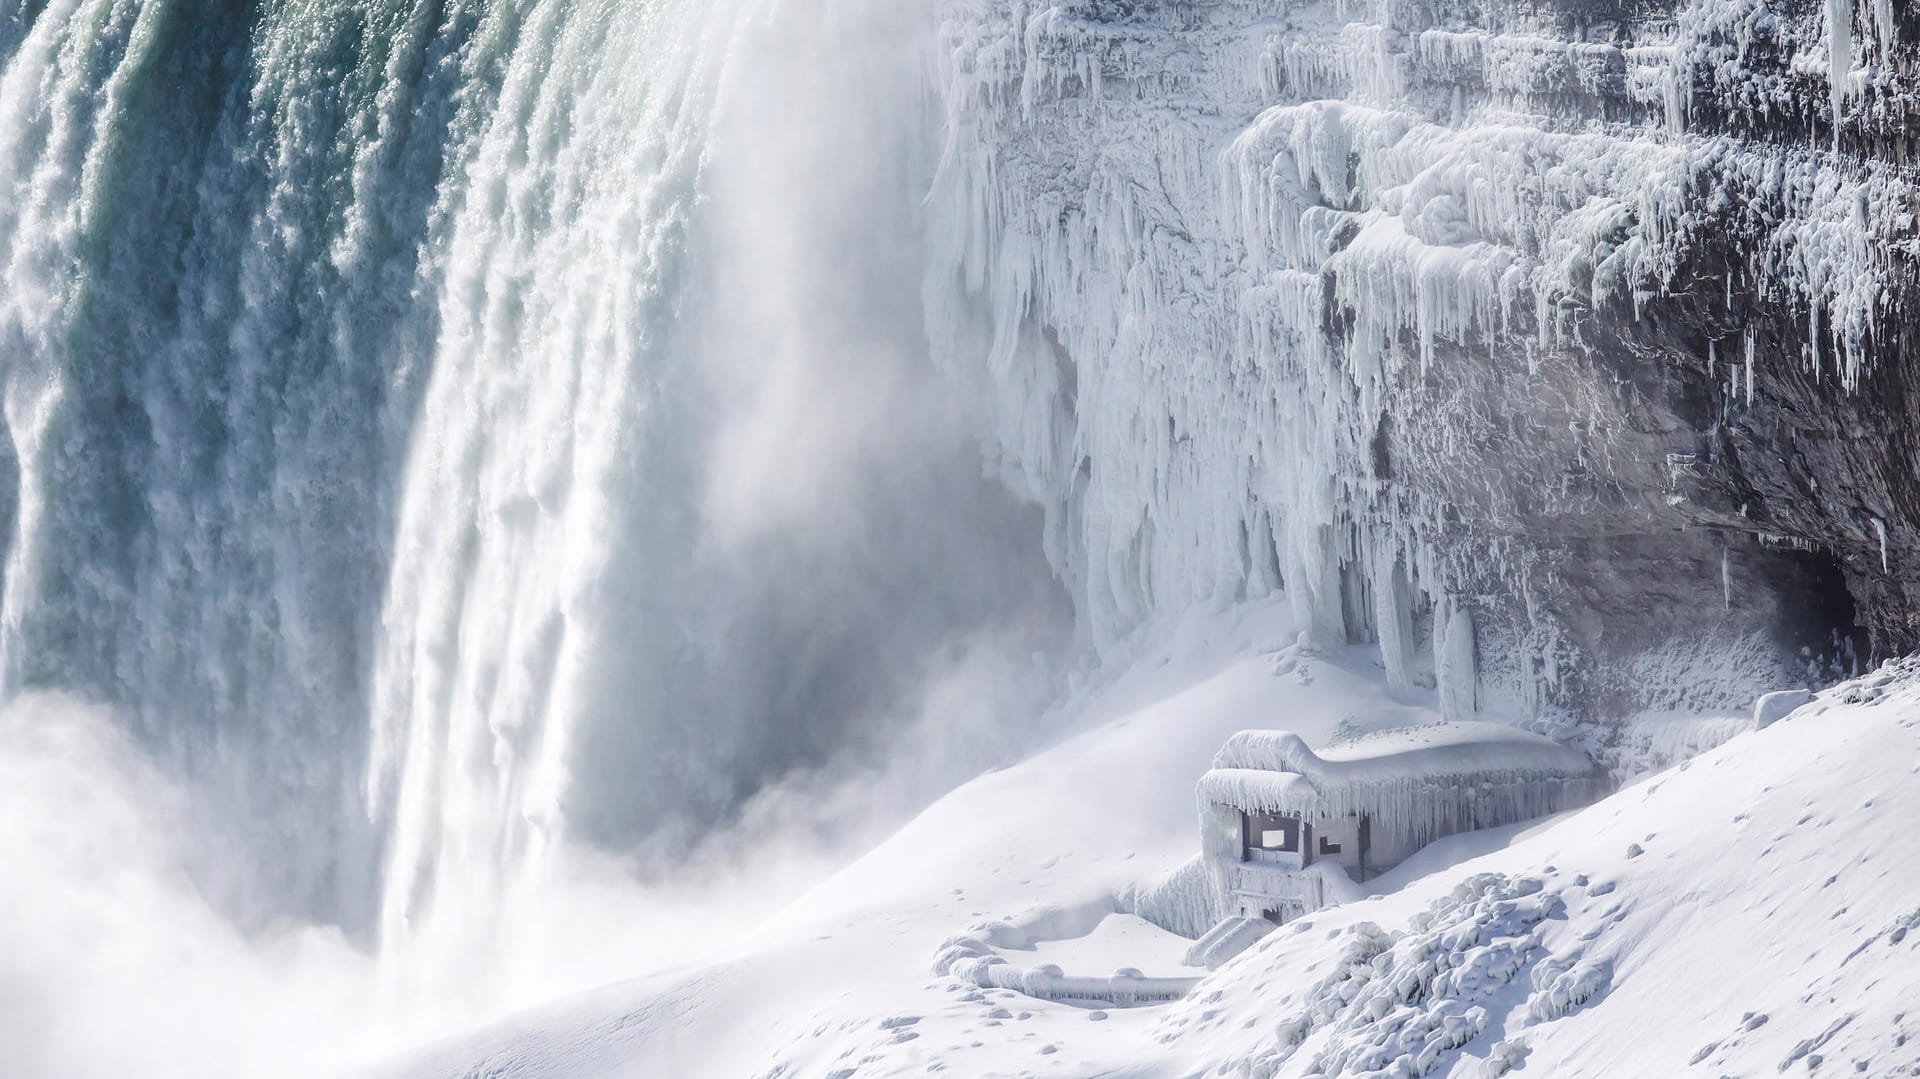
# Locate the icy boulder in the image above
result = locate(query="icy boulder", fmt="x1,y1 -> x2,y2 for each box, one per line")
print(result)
1752,688 -> 1816,729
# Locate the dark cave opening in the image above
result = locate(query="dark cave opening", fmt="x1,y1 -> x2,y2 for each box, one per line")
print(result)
1766,545 -> 1866,680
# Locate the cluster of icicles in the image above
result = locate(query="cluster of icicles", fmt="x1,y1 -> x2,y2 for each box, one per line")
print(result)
921,0 -> 1911,711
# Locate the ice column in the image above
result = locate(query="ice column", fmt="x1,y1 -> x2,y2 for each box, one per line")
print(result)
1436,597 -> 1478,719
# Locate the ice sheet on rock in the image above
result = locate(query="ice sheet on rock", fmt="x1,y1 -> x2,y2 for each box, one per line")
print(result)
922,0 -> 1913,727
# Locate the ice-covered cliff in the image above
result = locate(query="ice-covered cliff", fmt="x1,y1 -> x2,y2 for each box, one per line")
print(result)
921,0 -> 1920,741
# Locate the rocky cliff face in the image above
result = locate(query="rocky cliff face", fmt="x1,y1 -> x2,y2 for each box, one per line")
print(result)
923,0 -> 1920,745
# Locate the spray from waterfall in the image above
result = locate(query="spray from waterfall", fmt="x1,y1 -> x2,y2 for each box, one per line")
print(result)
360,0 -> 1069,1006
0,0 -> 1071,1068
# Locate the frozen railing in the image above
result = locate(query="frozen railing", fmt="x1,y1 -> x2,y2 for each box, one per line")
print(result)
933,897 -> 1206,1006
944,955 -> 1202,1005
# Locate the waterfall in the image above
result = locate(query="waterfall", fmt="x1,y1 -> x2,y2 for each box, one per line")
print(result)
0,0 -> 479,931
362,0 -> 757,977
0,0 -> 1068,996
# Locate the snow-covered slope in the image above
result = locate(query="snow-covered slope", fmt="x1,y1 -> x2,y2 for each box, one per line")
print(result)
371,602 -> 1919,1078
1147,666 -> 1920,1077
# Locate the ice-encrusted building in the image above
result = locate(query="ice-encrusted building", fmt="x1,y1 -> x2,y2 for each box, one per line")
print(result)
1199,723 -> 1607,925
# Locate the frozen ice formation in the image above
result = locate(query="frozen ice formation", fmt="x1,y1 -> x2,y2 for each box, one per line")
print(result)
1171,872 -> 1612,1078
922,0 -> 1920,731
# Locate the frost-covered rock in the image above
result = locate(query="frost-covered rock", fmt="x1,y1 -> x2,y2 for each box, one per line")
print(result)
922,0 -> 1920,734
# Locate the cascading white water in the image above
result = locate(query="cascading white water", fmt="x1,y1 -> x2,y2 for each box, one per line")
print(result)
0,0 -> 473,928
362,0 -> 757,980
0,0 -> 1069,1014
363,0 -> 1075,998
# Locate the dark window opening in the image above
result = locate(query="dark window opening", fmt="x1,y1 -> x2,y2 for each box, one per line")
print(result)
1245,812 -> 1300,853
1318,836 -> 1342,856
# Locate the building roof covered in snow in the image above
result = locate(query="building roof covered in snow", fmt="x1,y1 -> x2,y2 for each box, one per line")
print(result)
1198,721 -> 1600,819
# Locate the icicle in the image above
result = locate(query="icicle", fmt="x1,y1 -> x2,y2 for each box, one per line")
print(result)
1874,517 -> 1888,573
1810,303 -> 1823,378
1829,0 -> 1853,147
1721,546 -> 1731,608
922,0 -> 1907,690
1744,331 -> 1756,406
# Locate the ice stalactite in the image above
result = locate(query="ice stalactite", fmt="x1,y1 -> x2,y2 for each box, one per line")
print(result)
1828,0 -> 1853,145
1745,330 -> 1757,406
1375,554 -> 1421,702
